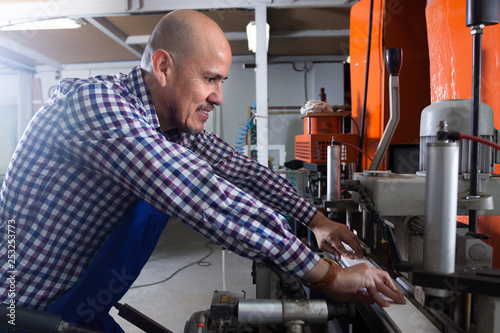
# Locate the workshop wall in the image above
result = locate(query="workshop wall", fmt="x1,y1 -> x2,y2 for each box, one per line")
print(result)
0,73 -> 18,179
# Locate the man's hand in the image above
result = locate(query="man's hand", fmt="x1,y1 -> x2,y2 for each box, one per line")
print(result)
324,263 -> 406,307
305,259 -> 406,307
308,211 -> 363,260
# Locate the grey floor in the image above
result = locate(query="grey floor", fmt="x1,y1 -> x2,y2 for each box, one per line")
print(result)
109,218 -> 256,333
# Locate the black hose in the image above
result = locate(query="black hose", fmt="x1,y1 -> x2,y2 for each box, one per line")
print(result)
357,0 -> 375,171
0,304 -> 104,333
0,304 -> 62,333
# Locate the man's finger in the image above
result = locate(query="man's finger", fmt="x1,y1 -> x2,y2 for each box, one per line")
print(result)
329,239 -> 354,259
366,286 -> 390,307
324,242 -> 342,260
340,232 -> 364,257
375,275 -> 406,305
350,290 -> 375,304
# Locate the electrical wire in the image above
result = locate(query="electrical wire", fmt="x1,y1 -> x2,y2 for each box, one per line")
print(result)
130,241 -> 215,289
348,113 -> 361,136
339,141 -> 372,161
331,104 -> 361,135
290,62 -> 314,102
458,133 -> 500,151
358,0 -> 375,171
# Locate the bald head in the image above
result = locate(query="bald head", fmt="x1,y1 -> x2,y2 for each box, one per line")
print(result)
141,10 -> 230,72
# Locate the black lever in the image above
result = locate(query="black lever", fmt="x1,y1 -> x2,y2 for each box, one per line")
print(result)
385,47 -> 403,77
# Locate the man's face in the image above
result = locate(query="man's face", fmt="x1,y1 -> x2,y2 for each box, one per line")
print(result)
162,46 -> 231,134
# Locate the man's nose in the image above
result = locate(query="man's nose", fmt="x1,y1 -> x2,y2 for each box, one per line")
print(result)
208,84 -> 223,106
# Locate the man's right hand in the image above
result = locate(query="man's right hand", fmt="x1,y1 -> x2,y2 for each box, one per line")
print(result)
305,258 -> 406,307
323,262 -> 406,307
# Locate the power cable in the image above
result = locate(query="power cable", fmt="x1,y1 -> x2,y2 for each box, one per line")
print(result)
358,0 -> 375,171
130,241 -> 215,289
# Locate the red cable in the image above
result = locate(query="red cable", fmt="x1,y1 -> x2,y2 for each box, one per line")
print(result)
349,114 -> 361,136
332,105 -> 361,135
339,141 -> 373,161
461,133 -> 500,151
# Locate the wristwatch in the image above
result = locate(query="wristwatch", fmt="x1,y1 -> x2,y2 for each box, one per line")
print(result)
309,257 -> 342,291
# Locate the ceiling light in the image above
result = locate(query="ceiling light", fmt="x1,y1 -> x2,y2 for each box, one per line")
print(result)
246,21 -> 270,53
0,18 -> 83,31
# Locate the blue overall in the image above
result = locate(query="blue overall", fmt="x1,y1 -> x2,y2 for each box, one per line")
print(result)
45,200 -> 170,332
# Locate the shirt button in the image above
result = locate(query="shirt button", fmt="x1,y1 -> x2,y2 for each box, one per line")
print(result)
287,264 -> 295,271
242,243 -> 248,249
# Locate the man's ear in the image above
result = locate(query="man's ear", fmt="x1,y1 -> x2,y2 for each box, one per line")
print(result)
151,49 -> 174,87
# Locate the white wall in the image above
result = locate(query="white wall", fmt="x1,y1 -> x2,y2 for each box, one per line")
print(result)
36,61 -> 140,103
0,73 -> 19,177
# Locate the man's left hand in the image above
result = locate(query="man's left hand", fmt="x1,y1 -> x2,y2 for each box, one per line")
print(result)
308,211 -> 363,260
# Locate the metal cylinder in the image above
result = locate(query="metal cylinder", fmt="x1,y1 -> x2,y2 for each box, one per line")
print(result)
327,144 -> 341,202
237,299 -> 328,325
283,299 -> 328,324
423,142 -> 459,275
237,300 -> 283,325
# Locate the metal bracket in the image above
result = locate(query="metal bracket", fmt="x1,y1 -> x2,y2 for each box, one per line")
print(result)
457,191 -> 494,210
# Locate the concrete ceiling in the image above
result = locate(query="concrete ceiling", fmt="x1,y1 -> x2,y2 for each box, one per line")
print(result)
0,0 -> 355,70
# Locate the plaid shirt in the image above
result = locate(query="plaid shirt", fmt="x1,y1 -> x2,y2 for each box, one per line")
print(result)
0,66 -> 319,309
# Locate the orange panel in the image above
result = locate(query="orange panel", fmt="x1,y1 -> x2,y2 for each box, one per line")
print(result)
350,0 -> 430,170
383,1 -> 430,146
350,0 -> 385,169
295,134 -> 359,163
302,113 -> 343,135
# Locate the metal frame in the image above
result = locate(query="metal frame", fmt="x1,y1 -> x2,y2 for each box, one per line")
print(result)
0,0 -> 355,21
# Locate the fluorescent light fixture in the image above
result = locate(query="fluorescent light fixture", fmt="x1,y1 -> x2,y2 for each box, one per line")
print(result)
246,21 -> 270,53
0,18 -> 83,31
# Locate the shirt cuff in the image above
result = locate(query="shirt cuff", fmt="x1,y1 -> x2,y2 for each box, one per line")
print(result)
291,197 -> 318,227
270,234 -> 321,279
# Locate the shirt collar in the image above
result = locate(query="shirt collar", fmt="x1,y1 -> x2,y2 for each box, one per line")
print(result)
126,65 -> 161,129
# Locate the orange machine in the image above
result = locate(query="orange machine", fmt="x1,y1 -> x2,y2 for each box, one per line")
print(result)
426,0 -> 500,268
295,112 -> 359,164
350,0 -> 500,267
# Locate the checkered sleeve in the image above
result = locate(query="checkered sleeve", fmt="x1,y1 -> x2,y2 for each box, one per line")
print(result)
174,131 -> 318,225
54,84 -> 320,278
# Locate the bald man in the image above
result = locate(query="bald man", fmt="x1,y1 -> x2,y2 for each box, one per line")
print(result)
0,9 -> 404,332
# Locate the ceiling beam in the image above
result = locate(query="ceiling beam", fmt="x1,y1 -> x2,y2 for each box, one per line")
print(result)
85,17 -> 143,58
272,29 -> 350,38
0,36 -> 62,69
0,0 -> 355,21
0,54 -> 36,73
127,29 -> 350,45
